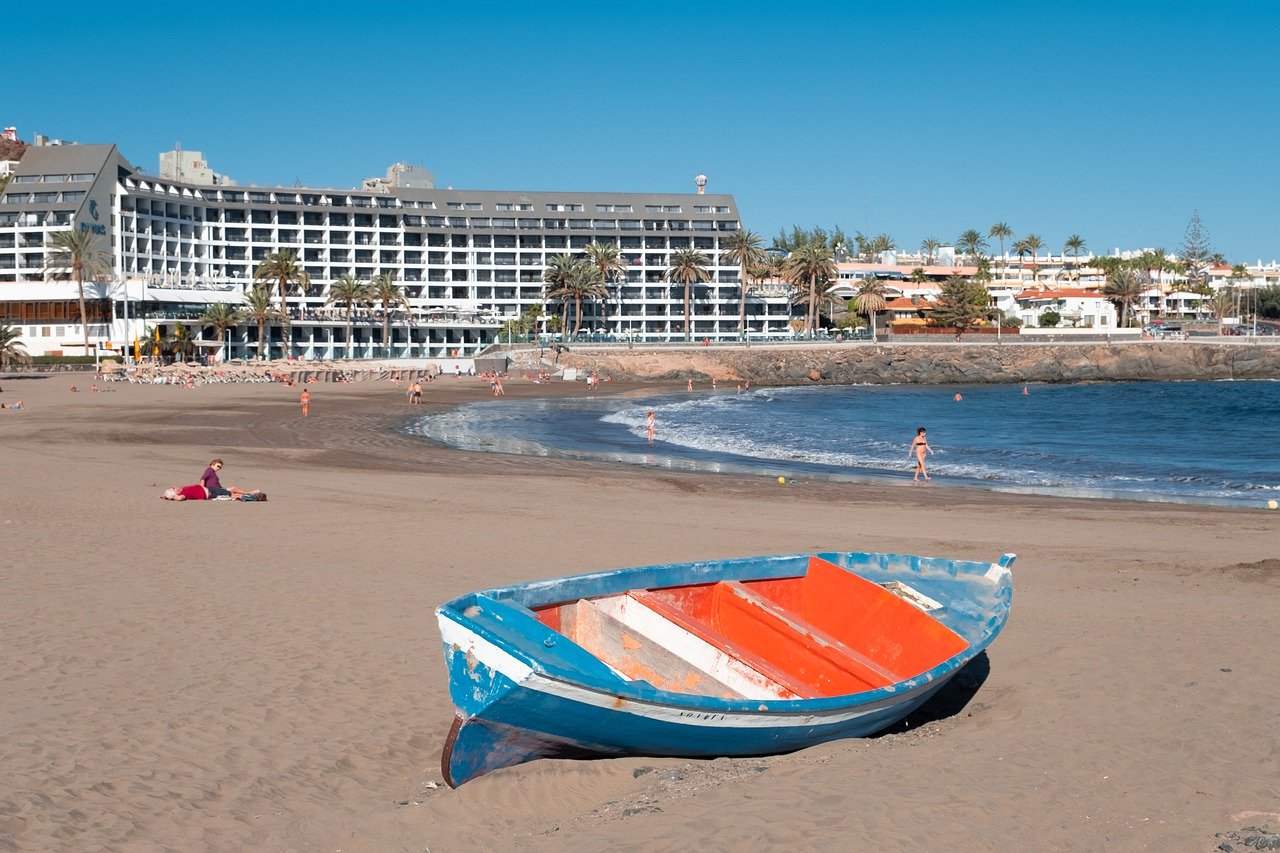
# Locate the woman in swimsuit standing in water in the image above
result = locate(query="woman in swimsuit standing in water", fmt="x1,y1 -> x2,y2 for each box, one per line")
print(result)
910,427 -> 932,483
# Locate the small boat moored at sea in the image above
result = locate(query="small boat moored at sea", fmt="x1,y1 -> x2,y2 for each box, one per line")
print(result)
437,549 -> 1015,787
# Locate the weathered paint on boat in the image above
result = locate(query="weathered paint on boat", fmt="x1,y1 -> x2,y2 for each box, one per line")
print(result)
437,550 -> 1014,787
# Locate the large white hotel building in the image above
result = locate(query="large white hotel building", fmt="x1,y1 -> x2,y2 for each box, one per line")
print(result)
0,139 -> 798,359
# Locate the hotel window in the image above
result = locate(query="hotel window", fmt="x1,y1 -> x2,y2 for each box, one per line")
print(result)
61,192 -> 85,202
1,193 -> 28,204
14,175 -> 39,183
471,217 -> 491,227
565,203 -> 583,211
248,193 -> 270,203
495,203 -> 513,211
714,206 -> 730,213
43,174 -> 68,182
645,205 -> 663,212
447,202 -> 464,210
466,202 -> 483,210
694,206 -> 711,213
516,203 -> 534,211
546,203 -> 563,211
33,192 -> 56,203
663,205 -> 682,213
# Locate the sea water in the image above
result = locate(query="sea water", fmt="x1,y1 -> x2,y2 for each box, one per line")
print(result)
405,381 -> 1280,506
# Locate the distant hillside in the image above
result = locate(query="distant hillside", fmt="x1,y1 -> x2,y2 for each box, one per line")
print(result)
0,137 -> 29,161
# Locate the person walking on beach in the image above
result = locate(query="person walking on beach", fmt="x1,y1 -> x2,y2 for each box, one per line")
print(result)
300,388 -> 311,418
910,427 -> 932,484
409,380 -> 423,405
646,410 -> 656,445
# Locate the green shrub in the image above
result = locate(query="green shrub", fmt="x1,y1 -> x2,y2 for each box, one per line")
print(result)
30,355 -> 97,365
1039,310 -> 1061,328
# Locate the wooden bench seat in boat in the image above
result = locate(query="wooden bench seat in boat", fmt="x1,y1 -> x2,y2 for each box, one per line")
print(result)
632,585 -> 897,698
739,556 -> 970,682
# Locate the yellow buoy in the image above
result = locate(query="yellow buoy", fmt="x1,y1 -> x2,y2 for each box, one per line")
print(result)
777,476 -> 786,484
1268,499 -> 1278,510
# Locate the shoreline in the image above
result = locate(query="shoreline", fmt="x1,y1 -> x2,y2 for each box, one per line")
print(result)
2,375 -> 1278,849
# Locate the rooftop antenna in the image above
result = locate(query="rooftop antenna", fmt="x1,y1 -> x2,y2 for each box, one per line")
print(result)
694,174 -> 707,195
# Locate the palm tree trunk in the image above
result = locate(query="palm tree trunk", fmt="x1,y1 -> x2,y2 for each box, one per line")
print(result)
684,281 -> 692,341
738,264 -> 747,340
258,319 -> 266,359
279,277 -> 290,358
347,307 -> 354,359
560,300 -> 570,342
808,277 -> 816,337
77,274 -> 89,355
384,304 -> 391,357
573,295 -> 582,336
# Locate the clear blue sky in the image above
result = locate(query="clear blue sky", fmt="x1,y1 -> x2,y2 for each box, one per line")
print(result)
8,1 -> 1278,260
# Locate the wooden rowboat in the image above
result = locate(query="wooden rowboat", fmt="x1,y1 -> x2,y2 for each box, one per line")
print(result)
437,550 -> 1015,787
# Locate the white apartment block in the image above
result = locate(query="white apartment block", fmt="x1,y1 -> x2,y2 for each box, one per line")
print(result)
1,142 -> 797,359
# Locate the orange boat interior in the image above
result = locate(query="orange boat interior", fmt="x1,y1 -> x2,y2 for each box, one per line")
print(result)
533,556 -> 969,700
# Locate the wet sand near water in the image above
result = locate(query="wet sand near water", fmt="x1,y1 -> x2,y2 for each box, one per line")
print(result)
1,373 -> 1277,850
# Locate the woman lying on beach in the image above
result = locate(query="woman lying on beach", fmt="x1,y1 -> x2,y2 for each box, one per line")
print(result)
162,484 -> 267,501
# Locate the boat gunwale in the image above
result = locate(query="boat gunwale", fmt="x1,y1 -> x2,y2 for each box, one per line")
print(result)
437,550 -> 1013,716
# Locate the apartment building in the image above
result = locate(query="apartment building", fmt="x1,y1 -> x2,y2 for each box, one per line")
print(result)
0,141 -> 796,358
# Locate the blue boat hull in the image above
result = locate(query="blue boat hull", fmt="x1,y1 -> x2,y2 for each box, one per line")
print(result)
438,550 -> 1014,786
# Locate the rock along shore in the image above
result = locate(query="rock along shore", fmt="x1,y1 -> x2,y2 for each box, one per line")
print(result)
554,341 -> 1280,385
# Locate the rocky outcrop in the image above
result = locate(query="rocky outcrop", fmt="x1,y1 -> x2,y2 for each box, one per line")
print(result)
556,343 -> 1280,385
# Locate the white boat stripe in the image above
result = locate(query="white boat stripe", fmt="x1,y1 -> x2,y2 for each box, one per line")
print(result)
439,614 -> 935,730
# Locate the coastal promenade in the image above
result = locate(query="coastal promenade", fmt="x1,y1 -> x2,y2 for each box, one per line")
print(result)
546,340 -> 1280,385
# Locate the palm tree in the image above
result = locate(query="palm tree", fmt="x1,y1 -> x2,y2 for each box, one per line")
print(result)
1102,266 -> 1143,328
989,223 -> 1014,280
583,241 -> 627,334
253,250 -> 308,357
919,237 -> 941,266
783,244 -> 837,337
167,323 -> 197,363
44,229 -> 111,355
371,272 -> 407,356
955,229 -> 988,266
853,277 -> 891,343
542,254 -> 578,340
665,248 -> 712,341
566,262 -> 608,336
868,233 -> 897,258
719,229 -> 768,340
1022,234 -> 1044,283
1063,234 -> 1087,282
1012,238 -> 1031,283
199,302 -> 241,364
0,323 -> 31,368
242,285 -> 283,359
328,273 -> 371,359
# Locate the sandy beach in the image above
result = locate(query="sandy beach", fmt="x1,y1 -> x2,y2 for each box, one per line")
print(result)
1,372 -> 1277,851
